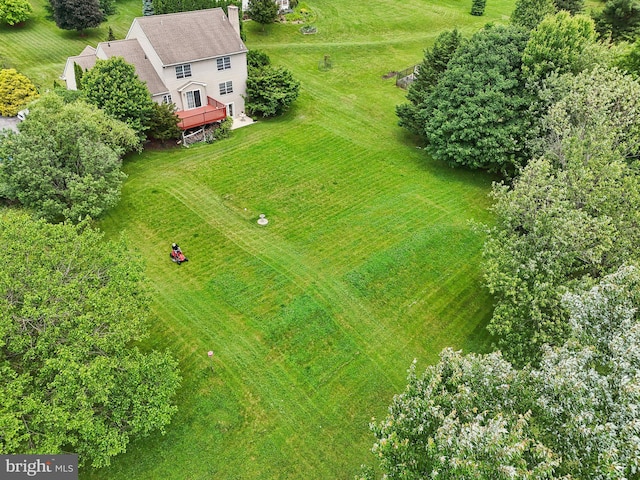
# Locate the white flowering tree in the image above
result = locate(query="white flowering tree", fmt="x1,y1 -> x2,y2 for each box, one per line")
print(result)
365,266 -> 640,479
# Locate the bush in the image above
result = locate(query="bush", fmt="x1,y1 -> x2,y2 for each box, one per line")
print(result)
247,49 -> 271,68
0,0 -> 33,25
245,65 -> 300,117
471,0 -> 486,15
148,102 -> 181,143
0,68 -> 38,117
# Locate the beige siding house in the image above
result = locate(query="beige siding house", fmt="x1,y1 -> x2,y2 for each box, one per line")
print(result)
63,7 -> 248,130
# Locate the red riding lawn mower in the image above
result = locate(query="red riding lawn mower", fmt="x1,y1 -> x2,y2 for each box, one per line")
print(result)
170,243 -> 188,264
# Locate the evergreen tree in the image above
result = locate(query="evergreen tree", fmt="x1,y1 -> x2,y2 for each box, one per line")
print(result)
553,0 -> 584,14
471,0 -> 486,16
73,62 -> 84,89
50,0 -> 105,32
142,0 -> 154,15
593,0 -> 640,42
99,0 -> 115,15
511,0 -> 557,30
396,29 -> 463,137
423,25 -> 535,174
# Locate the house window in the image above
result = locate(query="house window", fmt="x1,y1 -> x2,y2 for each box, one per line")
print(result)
185,90 -> 202,109
175,64 -> 192,79
162,94 -> 173,104
219,81 -> 233,95
217,56 -> 231,71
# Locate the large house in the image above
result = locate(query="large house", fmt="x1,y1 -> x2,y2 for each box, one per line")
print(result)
62,7 -> 248,130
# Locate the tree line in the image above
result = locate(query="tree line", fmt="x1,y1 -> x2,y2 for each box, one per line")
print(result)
365,1 -> 640,477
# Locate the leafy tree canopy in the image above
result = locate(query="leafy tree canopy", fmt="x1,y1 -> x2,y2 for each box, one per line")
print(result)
49,0 -> 105,32
82,56 -> 155,137
366,265 -> 640,479
151,0 -> 241,15
0,68 -> 38,117
0,93 -> 139,223
511,0 -> 557,30
247,48 -> 271,69
617,38 -> 640,75
522,11 -> 598,84
423,24 -> 535,175
482,69 -> 640,365
0,0 -> 33,25
245,64 -> 300,117
0,211 -> 181,467
247,0 -> 278,29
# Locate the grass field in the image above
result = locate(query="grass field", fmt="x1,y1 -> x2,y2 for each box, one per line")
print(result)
3,0 -> 515,477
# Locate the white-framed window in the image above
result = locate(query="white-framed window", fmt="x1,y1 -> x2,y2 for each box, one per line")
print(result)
175,64 -> 192,79
219,81 -> 233,95
217,56 -> 231,71
162,94 -> 173,104
185,90 -> 202,109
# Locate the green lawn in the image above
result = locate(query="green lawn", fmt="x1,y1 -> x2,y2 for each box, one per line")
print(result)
4,0 -> 515,477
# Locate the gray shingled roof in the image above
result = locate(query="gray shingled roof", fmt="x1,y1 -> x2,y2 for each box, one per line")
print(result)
133,8 -> 247,66
68,52 -> 98,72
98,39 -> 168,95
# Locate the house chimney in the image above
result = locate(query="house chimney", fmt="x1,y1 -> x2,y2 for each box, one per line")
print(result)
228,5 -> 240,37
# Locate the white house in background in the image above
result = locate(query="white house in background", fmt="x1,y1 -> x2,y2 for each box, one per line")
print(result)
62,7 -> 248,130
241,0 -> 290,13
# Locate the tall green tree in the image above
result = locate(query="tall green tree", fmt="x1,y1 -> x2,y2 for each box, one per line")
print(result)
553,0 -> 584,14
99,0 -> 115,15
150,0 -> 241,15
0,0 -> 33,25
0,68 -> 38,117
511,0 -> 557,30
423,24 -> 535,174
82,57 -> 155,137
147,101 -> 181,143
618,38 -> 640,75
247,0 -> 278,31
0,93 -> 139,223
522,11 -> 598,84
593,0 -> 640,42
483,69 -> 640,365
471,0 -> 486,16
396,29 -> 463,137
366,266 -> 640,479
542,67 -> 640,160
142,0 -> 154,15
245,64 -> 300,117
0,211 -> 181,468
49,0 -> 105,32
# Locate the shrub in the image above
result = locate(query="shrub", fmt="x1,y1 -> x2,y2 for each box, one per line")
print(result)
247,49 -> 271,68
0,68 -> 38,117
0,0 -> 33,25
245,65 -> 300,117
471,0 -> 486,15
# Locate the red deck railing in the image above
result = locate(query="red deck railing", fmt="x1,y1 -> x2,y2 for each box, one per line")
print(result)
177,97 -> 227,130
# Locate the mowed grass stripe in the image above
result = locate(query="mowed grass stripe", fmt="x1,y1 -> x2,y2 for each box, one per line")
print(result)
160,179 -> 403,371
71,0 -> 510,476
